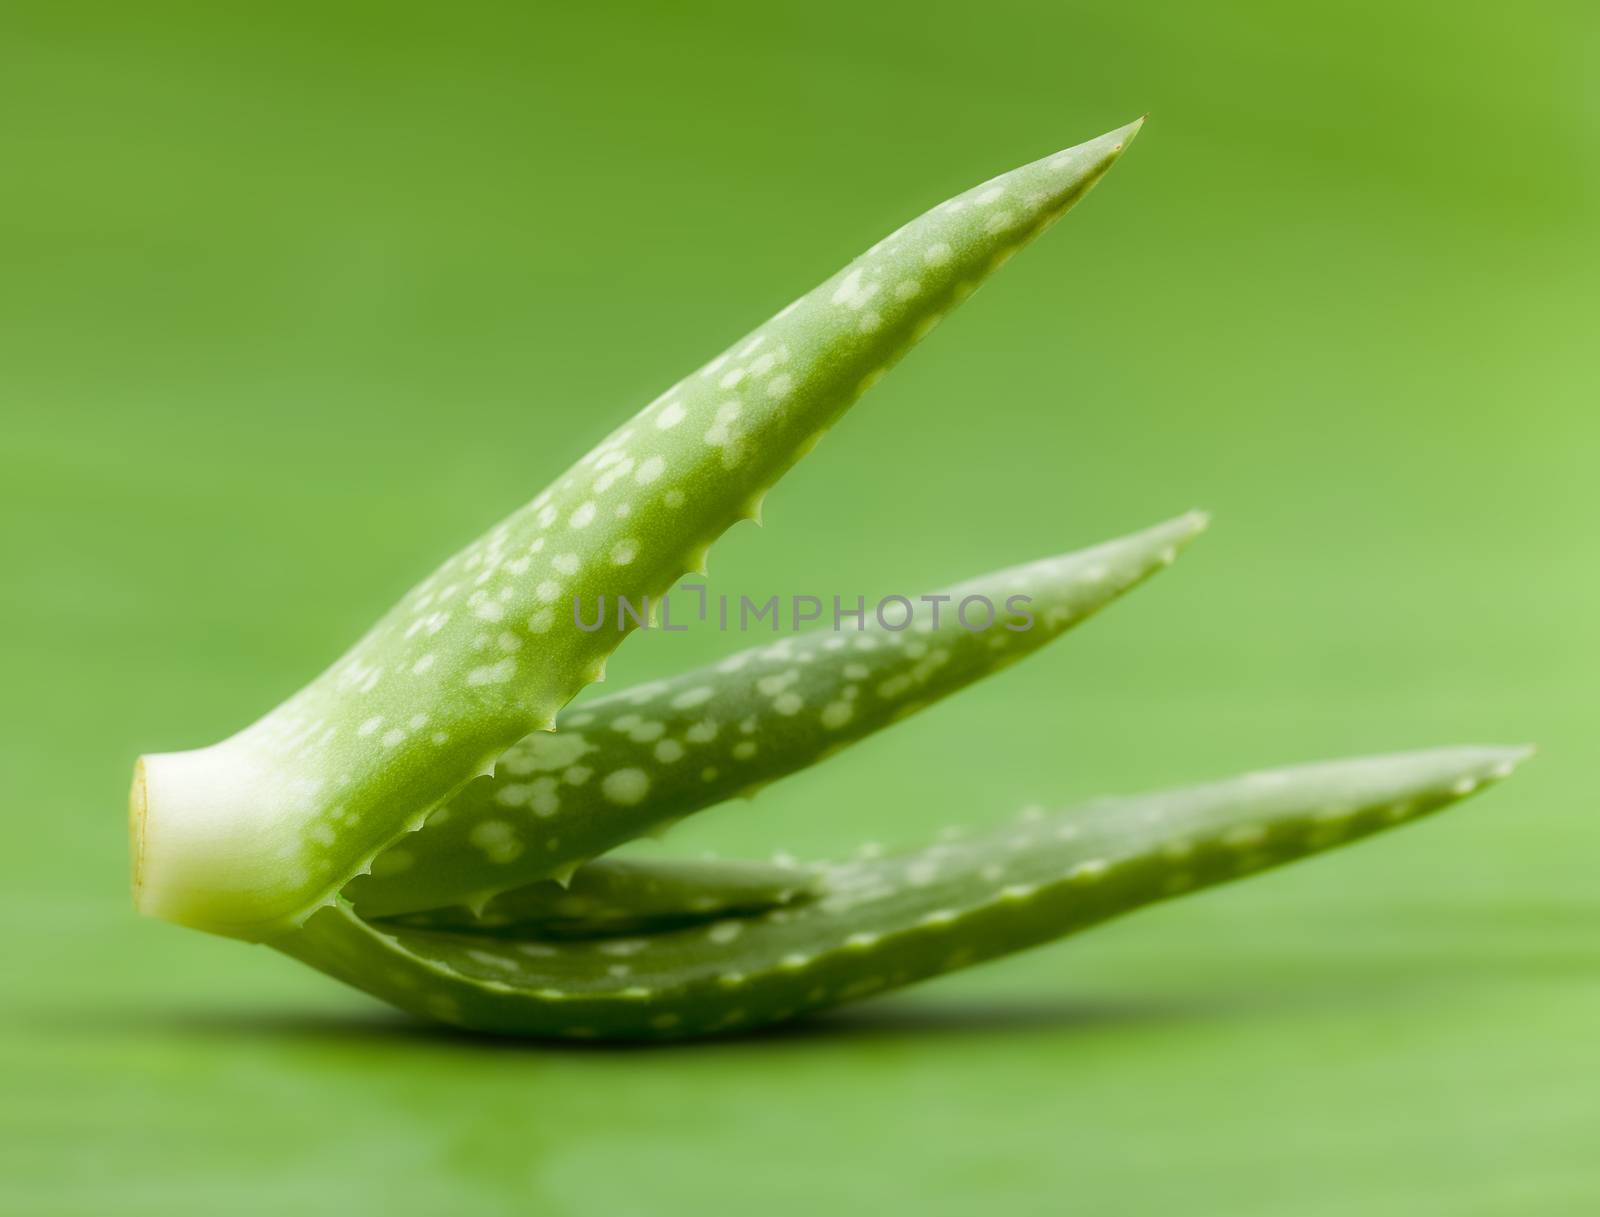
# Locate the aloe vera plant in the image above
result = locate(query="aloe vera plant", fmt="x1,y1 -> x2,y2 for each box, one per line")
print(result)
132,119 -> 1530,1039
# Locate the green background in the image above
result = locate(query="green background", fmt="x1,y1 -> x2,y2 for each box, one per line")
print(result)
2,1 -> 1594,1213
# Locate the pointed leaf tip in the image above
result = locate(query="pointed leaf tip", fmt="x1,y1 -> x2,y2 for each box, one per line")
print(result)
1068,115 -> 1146,161
1163,508 -> 1211,547
1487,744 -> 1537,775
1114,114 -> 1147,149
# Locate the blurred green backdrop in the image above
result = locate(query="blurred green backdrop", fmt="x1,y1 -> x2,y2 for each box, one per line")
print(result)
2,1 -> 1595,1213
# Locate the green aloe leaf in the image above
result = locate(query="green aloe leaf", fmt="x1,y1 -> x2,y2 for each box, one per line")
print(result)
132,119 -> 1145,940
380,856 -> 817,939
344,511 -> 1206,918
277,746 -> 1529,1040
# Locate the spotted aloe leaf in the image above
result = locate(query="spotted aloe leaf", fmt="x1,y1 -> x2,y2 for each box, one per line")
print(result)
132,118 -> 1146,940
380,856 -> 817,939
277,747 -> 1530,1039
342,511 -> 1207,919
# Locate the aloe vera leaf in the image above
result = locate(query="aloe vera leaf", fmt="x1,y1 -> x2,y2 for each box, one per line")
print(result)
346,510 -> 1204,918
379,856 -> 817,938
276,745 -> 1529,1040
131,119 -> 1145,940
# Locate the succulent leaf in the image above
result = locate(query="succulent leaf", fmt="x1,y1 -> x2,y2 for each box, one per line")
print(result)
131,119 -> 1145,940
378,856 -> 817,939
345,510 -> 1206,918
276,746 -> 1530,1040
